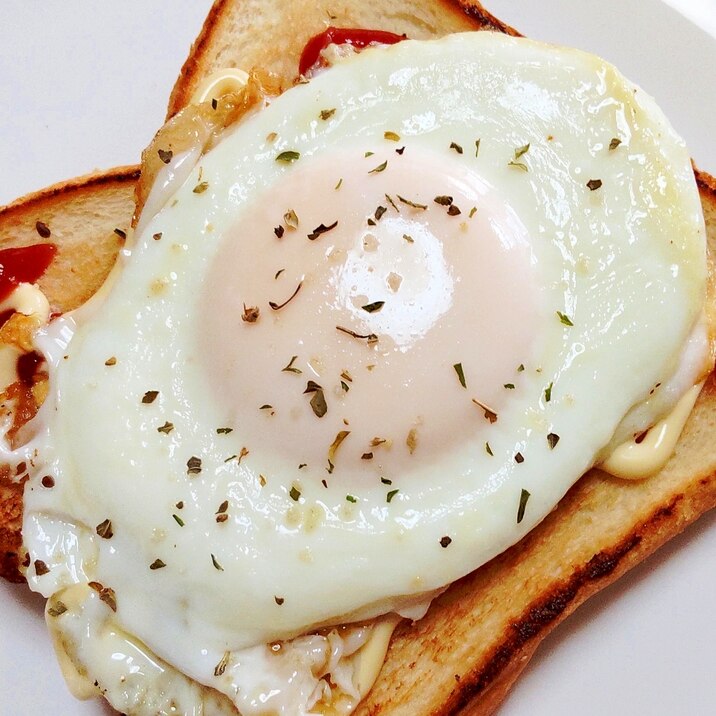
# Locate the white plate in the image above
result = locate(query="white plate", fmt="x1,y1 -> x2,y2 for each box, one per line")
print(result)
0,2 -> 713,714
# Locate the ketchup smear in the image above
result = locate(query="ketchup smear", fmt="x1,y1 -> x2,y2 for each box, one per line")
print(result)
0,243 -> 56,303
298,27 -> 406,76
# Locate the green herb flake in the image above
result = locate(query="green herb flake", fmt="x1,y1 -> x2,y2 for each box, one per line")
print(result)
544,382 -> 554,403
307,221 -> 338,241
341,380 -> 350,392
335,178 -> 343,190
269,281 -> 303,310
95,519 -> 113,539
193,181 -> 209,194
281,355 -> 302,374
47,600 -> 68,618
304,380 -> 328,418
384,131 -> 401,142
547,432 -> 560,449
469,206 -> 477,218
514,143 -> 530,159
328,430 -> 351,466
361,300 -> 385,313
450,141 -> 464,154
172,514 -> 185,527
157,421 -> 174,434
397,195 -> 427,210
365,151 -> 374,157
150,559 -> 166,570
485,441 -> 493,456
386,489 -> 399,503
216,427 -> 233,435
608,137 -> 622,151
504,383 -> 515,390
556,311 -> 574,327
517,363 -> 525,372
319,108 -> 336,120
369,160 -> 388,174
434,195 -> 454,206
517,488 -> 531,524
508,160 -> 528,172
214,651 -> 230,677
346,494 -> 358,503
380,477 -> 392,485
211,554 -> 224,571
289,486 -> 301,501
453,363 -> 467,388
475,138 -> 481,157
104,356 -> 117,366
586,178 -> 603,191
276,150 -> 300,163
336,325 -> 378,344
385,194 -> 399,212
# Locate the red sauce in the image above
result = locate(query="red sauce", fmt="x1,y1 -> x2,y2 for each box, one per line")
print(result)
17,350 -> 44,387
298,27 -> 406,77
0,243 -> 56,302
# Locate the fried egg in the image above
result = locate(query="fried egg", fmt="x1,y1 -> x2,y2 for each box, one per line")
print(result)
18,31 -> 709,714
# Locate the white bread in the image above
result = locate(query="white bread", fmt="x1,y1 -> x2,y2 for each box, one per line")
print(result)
0,1 -> 714,714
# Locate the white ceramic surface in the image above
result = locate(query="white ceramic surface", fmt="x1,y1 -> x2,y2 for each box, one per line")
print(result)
0,2 -> 713,714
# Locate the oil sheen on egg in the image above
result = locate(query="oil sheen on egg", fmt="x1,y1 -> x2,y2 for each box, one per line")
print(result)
22,31 -> 707,712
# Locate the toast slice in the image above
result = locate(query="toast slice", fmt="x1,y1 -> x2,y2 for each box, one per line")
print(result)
0,167 -> 138,581
0,1 -> 714,713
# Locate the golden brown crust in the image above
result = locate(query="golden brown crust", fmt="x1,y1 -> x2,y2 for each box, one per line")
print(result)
0,167 -> 139,315
359,373 -> 716,715
166,0 -> 492,118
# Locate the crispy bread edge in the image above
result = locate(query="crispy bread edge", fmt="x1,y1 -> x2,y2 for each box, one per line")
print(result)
166,0 -> 515,119
0,166 -> 139,582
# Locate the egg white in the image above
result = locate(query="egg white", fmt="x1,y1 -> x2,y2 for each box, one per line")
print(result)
21,31 -> 707,712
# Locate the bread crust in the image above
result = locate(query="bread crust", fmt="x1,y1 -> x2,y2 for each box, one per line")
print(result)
0,167 -> 139,582
167,0 -> 503,118
0,2 -> 714,714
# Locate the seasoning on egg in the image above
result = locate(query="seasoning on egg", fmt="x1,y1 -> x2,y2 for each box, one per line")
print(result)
241,304 -> 260,323
336,326 -> 379,344
440,536 -> 452,548
269,281 -> 303,310
472,398 -> 498,423
149,559 -> 166,570
307,221 -> 338,240
186,456 -> 202,475
211,554 -> 224,571
453,363 -> 467,388
556,311 -> 574,326
449,141 -> 463,154
276,150 -> 300,163
517,488 -> 531,524
386,489 -> 399,503
319,108 -> 336,120
157,421 -> 174,434
397,194 -> 427,210
95,519 -> 114,539
193,181 -> 209,194
282,355 -> 302,374
368,160 -> 388,174
587,178 -> 603,191
361,301 -> 384,313
214,651 -> 230,676
384,131 -> 400,141
346,495 -> 357,503
547,433 -> 560,449
304,380 -> 328,418
544,382 -> 554,403
172,514 -> 185,527
142,390 -> 159,404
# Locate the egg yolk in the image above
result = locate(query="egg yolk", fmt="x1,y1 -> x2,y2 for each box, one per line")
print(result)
199,148 -> 539,484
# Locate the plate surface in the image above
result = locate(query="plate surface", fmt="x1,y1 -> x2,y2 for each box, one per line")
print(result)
0,1 -> 714,714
